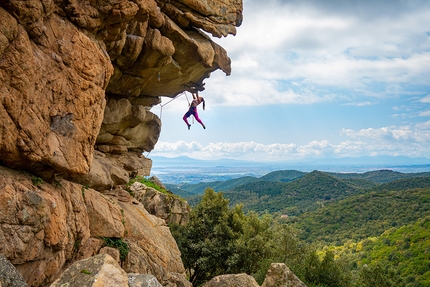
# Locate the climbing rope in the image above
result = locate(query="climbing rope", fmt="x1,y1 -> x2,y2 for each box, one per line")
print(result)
144,92 -> 188,158
158,92 -> 186,119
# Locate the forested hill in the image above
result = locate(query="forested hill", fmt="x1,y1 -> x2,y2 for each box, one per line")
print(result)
296,186 -> 430,244
328,169 -> 430,183
182,170 -> 430,213
186,170 -> 368,215
169,169 -> 430,286
166,169 -> 430,198
170,169 -> 430,286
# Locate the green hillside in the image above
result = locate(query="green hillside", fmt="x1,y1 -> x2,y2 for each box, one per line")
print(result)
295,187 -> 430,245
166,176 -> 257,196
360,217 -> 430,286
221,171 -> 364,215
172,170 -> 430,287
373,176 -> 430,191
257,169 -> 306,182
324,216 -> 430,286
358,216 -> 430,286
168,170 -> 307,196
328,169 -> 430,183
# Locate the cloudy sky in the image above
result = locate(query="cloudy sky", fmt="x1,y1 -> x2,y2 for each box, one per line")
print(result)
149,0 -> 430,162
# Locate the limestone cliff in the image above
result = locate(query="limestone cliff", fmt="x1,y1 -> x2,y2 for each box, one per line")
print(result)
0,0 -> 242,286
0,0 -> 242,184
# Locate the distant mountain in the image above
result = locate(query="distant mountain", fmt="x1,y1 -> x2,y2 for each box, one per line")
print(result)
150,155 -> 430,167
328,169 -> 430,183
258,170 -> 306,182
166,170 -> 308,195
188,171 -> 366,215
164,184 -> 197,198
150,155 -> 430,185
165,176 -> 257,196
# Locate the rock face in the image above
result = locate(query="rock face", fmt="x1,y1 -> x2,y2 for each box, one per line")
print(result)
0,0 -> 242,286
0,166 -> 189,287
0,0 -> 242,184
0,4 -> 113,179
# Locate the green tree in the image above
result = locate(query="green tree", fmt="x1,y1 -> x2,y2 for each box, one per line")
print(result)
171,188 -> 359,287
171,188 -> 245,286
271,221 -> 309,278
357,263 -> 403,287
304,250 -> 351,287
231,212 -> 275,283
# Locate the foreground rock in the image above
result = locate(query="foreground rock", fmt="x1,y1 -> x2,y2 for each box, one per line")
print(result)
129,181 -> 190,225
0,255 -> 29,287
50,254 -> 128,287
202,274 -> 260,287
0,166 -> 188,287
261,263 -> 307,287
128,273 -> 162,287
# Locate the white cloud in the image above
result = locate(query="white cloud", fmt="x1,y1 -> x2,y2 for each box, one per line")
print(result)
206,75 -> 337,106
343,101 -> 373,107
153,141 -> 203,152
207,0 -> 430,107
151,123 -> 430,161
419,95 -> 430,103
154,1 -> 430,163
419,110 -> 430,116
341,122 -> 430,143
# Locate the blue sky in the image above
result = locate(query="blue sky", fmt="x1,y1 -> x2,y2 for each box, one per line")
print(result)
149,0 -> 430,162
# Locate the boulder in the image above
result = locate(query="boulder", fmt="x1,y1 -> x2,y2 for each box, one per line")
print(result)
148,175 -> 167,191
0,254 -> 29,287
261,263 -> 307,287
202,273 -> 260,287
49,254 -> 128,287
129,182 -> 190,225
128,273 -> 162,287
99,247 -> 121,264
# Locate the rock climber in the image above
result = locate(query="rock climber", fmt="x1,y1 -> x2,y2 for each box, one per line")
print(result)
183,91 -> 206,130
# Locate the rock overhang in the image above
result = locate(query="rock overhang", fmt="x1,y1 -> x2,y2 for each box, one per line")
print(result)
0,0 -> 242,185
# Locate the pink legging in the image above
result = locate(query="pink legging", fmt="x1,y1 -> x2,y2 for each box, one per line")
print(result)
183,107 -> 204,126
